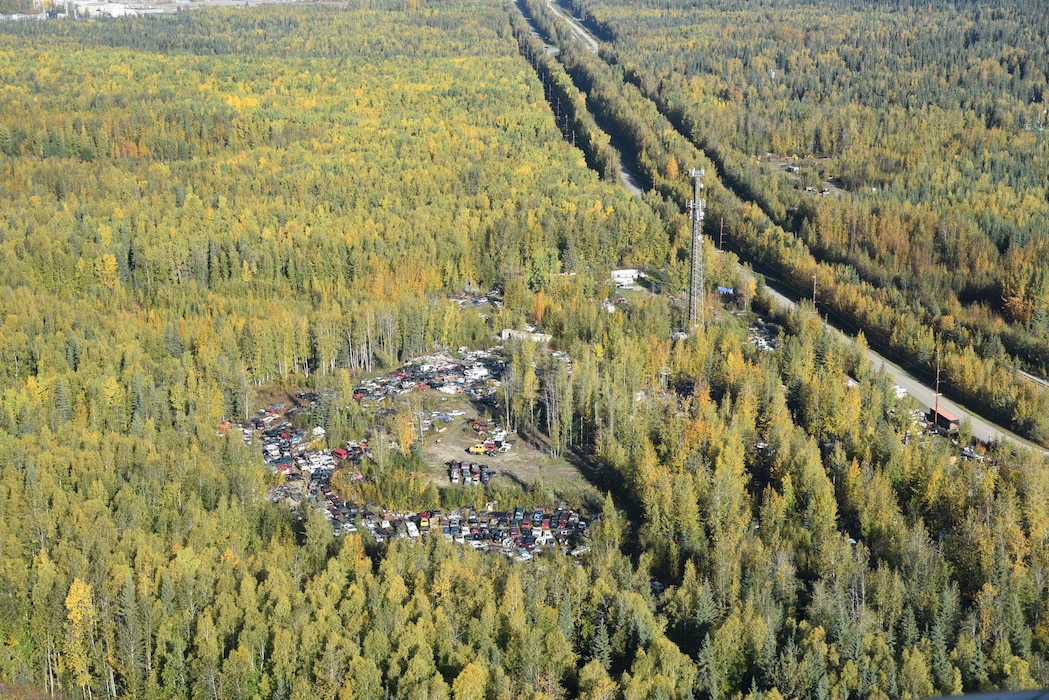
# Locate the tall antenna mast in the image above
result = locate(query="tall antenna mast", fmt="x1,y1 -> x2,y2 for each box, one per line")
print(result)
934,344 -> 941,428
688,168 -> 706,331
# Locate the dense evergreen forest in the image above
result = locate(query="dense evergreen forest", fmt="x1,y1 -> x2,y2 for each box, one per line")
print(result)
531,0 -> 1049,445
3,2 -> 1049,699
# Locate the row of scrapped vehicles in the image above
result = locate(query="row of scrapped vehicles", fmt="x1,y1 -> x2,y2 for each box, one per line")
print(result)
467,421 -> 513,456
262,423 -> 366,476
449,460 -> 496,485
342,505 -> 592,558
410,506 -> 591,557
259,420 -> 301,463
467,439 -> 512,457
350,349 -> 504,404
314,476 -> 353,526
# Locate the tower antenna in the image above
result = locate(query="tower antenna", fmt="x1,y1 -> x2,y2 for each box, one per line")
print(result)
688,168 -> 706,332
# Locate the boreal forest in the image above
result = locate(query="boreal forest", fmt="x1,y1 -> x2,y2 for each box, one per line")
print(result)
535,0 -> 1049,444
1,0 -> 1049,699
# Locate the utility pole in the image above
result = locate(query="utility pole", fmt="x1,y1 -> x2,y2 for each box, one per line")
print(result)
812,272 -> 817,306
719,217 -> 724,251
688,168 -> 706,332
934,344 -> 941,430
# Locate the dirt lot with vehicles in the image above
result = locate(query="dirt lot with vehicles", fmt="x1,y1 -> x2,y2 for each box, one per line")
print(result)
420,402 -> 588,490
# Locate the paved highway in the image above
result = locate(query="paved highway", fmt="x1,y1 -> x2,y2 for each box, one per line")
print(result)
517,0 -> 646,196
536,0 -> 1046,454
545,0 -> 599,53
762,287 -> 1045,452
541,0 -> 646,196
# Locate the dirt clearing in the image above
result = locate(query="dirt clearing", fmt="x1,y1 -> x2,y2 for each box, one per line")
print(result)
418,397 -> 590,491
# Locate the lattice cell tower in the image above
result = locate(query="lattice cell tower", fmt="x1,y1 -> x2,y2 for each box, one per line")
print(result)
687,168 -> 706,332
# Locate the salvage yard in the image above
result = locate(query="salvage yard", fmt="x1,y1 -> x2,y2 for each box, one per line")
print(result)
349,345 -> 590,490
421,408 -> 587,489
257,344 -> 593,542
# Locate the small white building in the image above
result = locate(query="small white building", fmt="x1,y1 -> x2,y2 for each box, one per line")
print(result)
75,2 -> 136,16
499,329 -> 552,343
612,269 -> 643,288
